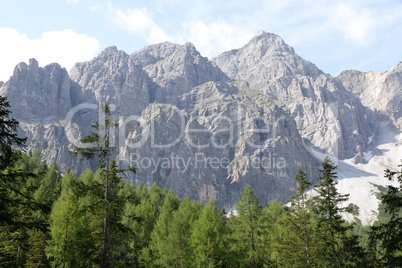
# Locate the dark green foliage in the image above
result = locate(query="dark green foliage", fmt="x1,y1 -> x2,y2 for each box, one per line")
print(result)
369,162 -> 402,267
148,190 -> 182,267
312,157 -> 366,267
70,103 -> 136,268
228,185 -> 265,267
191,199 -> 229,267
0,96 -> 26,169
278,168 -> 318,267
0,97 -> 51,267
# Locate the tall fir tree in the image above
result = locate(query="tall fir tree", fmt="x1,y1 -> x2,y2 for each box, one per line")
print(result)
228,185 -> 264,267
148,190 -> 181,267
191,199 -> 228,267
47,171 -> 97,267
71,103 -> 135,268
313,157 -> 365,267
278,168 -> 318,267
0,95 -> 30,228
0,150 -> 54,267
369,161 -> 402,266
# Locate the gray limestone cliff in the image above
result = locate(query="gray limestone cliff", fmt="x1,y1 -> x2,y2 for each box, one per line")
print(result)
338,62 -> 402,132
214,31 -> 371,162
1,31 -> 400,207
131,42 -> 229,104
1,59 -> 71,122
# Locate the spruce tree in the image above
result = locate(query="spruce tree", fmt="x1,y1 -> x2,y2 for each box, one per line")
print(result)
313,157 -> 365,267
229,185 -> 263,267
369,161 -> 402,266
71,103 -> 135,267
279,168 -> 318,267
0,95 -> 29,227
148,190 -> 181,267
191,199 -> 228,267
166,196 -> 202,267
258,199 -> 286,266
47,171 -> 96,267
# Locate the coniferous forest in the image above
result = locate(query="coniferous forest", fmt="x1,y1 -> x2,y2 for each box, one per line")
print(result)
1,96 -> 402,267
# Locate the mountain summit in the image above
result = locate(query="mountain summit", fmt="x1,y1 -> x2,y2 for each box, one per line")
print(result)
0,31 -> 400,215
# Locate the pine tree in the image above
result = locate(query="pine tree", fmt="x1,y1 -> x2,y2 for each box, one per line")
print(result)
191,199 -> 228,267
47,171 -> 97,267
313,157 -> 365,267
369,161 -> 402,266
259,199 -> 286,267
167,196 -> 202,267
278,168 -> 318,267
71,103 -> 135,268
33,161 -> 62,206
71,104 -> 115,268
148,190 -> 181,267
0,95 -> 29,227
0,96 -> 26,169
25,229 -> 49,268
105,160 -> 136,267
228,185 -> 263,267
0,150 -> 53,267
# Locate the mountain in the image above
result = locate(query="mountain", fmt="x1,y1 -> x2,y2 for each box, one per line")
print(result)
214,31 -> 371,163
0,31 -> 401,217
338,62 -> 402,132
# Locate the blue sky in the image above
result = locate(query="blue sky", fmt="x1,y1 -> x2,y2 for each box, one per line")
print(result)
1,0 -> 402,82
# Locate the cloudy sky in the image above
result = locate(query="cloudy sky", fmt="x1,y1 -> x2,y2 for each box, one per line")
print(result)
1,0 -> 402,82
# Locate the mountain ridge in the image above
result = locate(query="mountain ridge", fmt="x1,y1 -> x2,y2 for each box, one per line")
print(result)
0,31 -> 401,217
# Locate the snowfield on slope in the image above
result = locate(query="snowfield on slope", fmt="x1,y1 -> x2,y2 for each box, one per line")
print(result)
308,122 -> 401,225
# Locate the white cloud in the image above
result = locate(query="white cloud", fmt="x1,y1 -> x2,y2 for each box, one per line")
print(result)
329,3 -> 377,45
109,6 -> 170,44
103,0 -> 402,74
0,28 -> 99,82
108,3 -> 254,59
181,21 -> 255,58
66,0 -> 78,4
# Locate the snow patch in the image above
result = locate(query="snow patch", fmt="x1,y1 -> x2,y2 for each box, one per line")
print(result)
307,123 -> 401,225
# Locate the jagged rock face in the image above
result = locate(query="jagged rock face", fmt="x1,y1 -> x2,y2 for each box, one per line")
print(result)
214,31 -> 371,162
18,120 -> 92,173
0,59 -> 71,122
70,46 -> 149,116
214,31 -> 322,84
1,31 -> 400,206
131,42 -> 229,104
118,82 -> 319,207
338,62 -> 402,131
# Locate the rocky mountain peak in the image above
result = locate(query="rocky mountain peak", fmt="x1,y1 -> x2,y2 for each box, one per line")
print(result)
214,32 -> 369,162
391,61 -> 402,72
131,42 -> 181,66
1,59 -> 71,123
338,62 -> 402,131
69,44 -> 149,116
134,41 -> 229,104
213,31 -> 322,81
12,58 -> 39,77
96,46 -> 128,64
182,42 -> 198,53
70,45 -> 132,86
28,58 -> 39,68
247,30 -> 295,55
2,31 -> 400,210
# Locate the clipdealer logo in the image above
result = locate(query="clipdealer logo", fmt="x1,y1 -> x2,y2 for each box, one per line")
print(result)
64,102 -> 288,174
